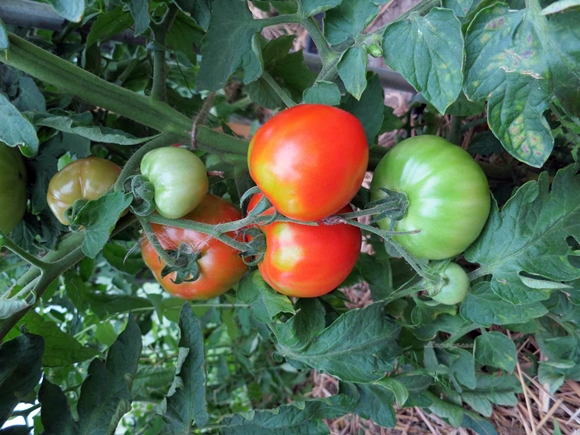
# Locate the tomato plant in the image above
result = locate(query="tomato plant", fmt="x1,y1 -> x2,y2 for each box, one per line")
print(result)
370,135 -> 490,260
247,194 -> 361,298
46,157 -> 122,225
0,143 -> 27,234
140,147 -> 208,219
248,104 -> 368,222
428,262 -> 469,305
141,194 -> 247,300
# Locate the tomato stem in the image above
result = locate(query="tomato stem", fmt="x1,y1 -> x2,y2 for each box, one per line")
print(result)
150,4 -> 179,102
262,71 -> 297,108
138,217 -> 179,268
1,235 -> 48,271
301,17 -> 339,68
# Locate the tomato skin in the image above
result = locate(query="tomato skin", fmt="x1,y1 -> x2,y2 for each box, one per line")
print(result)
140,147 -> 208,219
0,143 -> 27,234
47,157 -> 122,225
248,104 -> 369,222
141,194 -> 247,300
370,135 -> 490,260
248,194 -> 361,298
430,263 -> 469,305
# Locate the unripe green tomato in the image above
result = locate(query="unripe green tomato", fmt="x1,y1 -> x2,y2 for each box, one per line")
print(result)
370,135 -> 490,260
140,147 -> 208,219
0,143 -> 27,234
431,263 -> 469,305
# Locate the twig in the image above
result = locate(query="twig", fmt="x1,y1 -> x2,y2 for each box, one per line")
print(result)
192,92 -> 216,150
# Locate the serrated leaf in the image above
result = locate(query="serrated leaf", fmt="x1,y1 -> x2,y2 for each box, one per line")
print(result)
460,282 -> 548,327
173,0 -> 211,30
461,413 -> 498,435
474,331 -> 517,372
324,0 -> 379,46
237,272 -> 295,323
45,0 -> 85,22
124,0 -> 149,36
161,304 -> 208,431
196,0 -> 263,91
32,112 -> 154,145
0,332 -> 44,426
275,302 -> 400,382
341,381 -> 396,428
337,46 -> 368,100
424,391 -> 464,428
166,11 -> 204,64
303,81 -> 341,105
465,166 -> 580,304
273,299 -> 325,351
219,395 -> 357,434
14,77 -> 46,113
461,373 -> 520,416
356,253 -> 393,301
14,311 -> 98,367
300,0 -> 342,17
39,378 -> 74,435
341,74 -> 384,146
0,94 -> 39,156
464,5 -> 580,166
75,317 -> 142,434
449,348 -> 477,390
383,8 -> 464,114
374,377 -> 409,407
72,191 -> 133,259
132,365 -> 174,401
87,7 -> 133,48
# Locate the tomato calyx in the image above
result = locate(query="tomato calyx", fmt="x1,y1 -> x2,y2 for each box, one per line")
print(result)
367,187 -> 409,223
239,227 -> 266,266
124,175 -> 156,216
65,199 -> 89,231
160,243 -> 202,284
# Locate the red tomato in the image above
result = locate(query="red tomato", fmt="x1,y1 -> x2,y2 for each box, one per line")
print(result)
141,194 -> 247,300
247,194 -> 361,298
248,104 -> 368,222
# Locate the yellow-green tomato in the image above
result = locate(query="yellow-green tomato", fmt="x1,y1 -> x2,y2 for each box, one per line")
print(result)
370,135 -> 490,260
47,157 -> 122,225
0,143 -> 27,234
140,147 -> 208,219
431,263 -> 469,305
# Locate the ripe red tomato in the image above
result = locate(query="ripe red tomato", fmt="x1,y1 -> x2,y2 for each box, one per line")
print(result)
141,194 -> 247,300
248,104 -> 368,222
247,194 -> 361,298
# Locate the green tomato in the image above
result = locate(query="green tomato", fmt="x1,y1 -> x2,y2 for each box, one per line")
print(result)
370,135 -> 490,260
430,263 -> 469,305
0,143 -> 27,234
141,147 -> 209,219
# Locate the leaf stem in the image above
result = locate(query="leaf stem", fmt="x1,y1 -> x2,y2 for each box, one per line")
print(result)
150,4 -> 179,102
138,216 -> 178,267
448,115 -> 463,145
467,267 -> 488,281
262,71 -> 296,108
301,17 -> 337,64
1,235 -> 48,270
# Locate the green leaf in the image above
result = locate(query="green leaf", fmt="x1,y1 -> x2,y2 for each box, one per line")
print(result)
467,131 -> 504,156
542,0 -> 580,15
460,282 -> 548,326
0,18 -> 8,51
461,373 -> 520,417
196,0 -> 263,91
474,331 -> 517,372
374,377 -> 409,407
449,348 -> 477,390
166,11 -> 204,64
341,74 -> 384,146
445,92 -> 485,116
237,272 -> 295,323
300,0 -> 342,17
0,332 -> 44,426
443,0 -> 486,18
132,365 -> 174,401
86,7 -> 133,49
464,5 -> 580,166
172,0 -> 211,30
39,378 -> 74,435
161,304 -> 209,430
32,112 -> 155,145
324,0 -> 379,46
83,293 -> 153,319
103,242 -> 146,275
465,166 -> 580,304
424,391 -> 463,428
461,413 -> 498,435
14,311 -> 98,367
0,94 -> 39,156
357,253 -> 393,301
275,302 -> 401,382
379,106 -> 404,133
337,46 -> 368,100
272,298 -> 325,351
341,381 -> 396,428
303,81 -> 341,105
383,8 -> 464,114
45,0 -> 85,22
72,191 -> 133,259
124,0 -> 149,36
219,395 -> 357,434
14,77 -> 46,113
75,317 -> 142,434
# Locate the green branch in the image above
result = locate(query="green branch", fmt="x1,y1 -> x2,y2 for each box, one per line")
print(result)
1,235 -> 48,270
1,33 -> 248,156
262,71 -> 296,108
